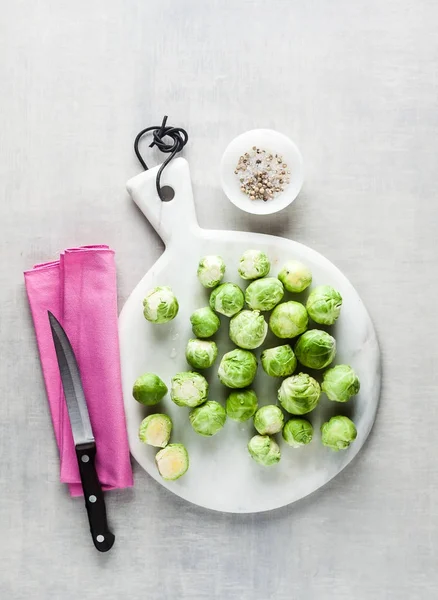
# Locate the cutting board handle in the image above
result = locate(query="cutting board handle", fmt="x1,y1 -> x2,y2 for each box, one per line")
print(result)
126,158 -> 199,246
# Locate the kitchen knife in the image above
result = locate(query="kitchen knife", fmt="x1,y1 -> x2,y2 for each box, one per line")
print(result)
48,311 -> 115,552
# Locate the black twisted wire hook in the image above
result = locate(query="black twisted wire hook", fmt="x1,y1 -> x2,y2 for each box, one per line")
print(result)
134,116 -> 188,201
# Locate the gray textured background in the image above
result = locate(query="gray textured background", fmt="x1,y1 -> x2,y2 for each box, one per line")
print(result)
1,0 -> 437,598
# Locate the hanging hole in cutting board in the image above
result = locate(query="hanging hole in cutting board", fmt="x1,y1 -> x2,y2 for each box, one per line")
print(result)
133,116 -> 188,202
159,186 -> 175,202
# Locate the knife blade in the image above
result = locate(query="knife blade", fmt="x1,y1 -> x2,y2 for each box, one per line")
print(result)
48,311 -> 115,552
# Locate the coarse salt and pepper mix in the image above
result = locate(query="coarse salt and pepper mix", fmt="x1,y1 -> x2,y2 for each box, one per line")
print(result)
234,147 -> 291,202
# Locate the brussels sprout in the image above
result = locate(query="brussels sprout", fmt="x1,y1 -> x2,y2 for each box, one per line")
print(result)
190,307 -> 220,338
226,390 -> 259,422
282,418 -> 313,447
139,414 -> 172,448
218,349 -> 258,388
189,401 -> 226,436
185,339 -> 218,369
170,372 -> 208,407
143,286 -> 179,323
210,283 -> 245,317
197,255 -> 226,288
321,416 -> 357,451
278,260 -> 312,293
269,301 -> 308,339
155,443 -> 189,480
322,365 -> 360,403
294,329 -> 336,369
238,249 -> 270,280
229,310 -> 268,350
261,345 -> 297,377
245,277 -> 284,311
254,405 -> 284,435
248,435 -> 281,466
278,373 -> 321,414
132,373 -> 168,406
306,285 -> 342,325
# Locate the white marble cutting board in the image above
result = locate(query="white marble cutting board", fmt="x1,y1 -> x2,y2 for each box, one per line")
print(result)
119,158 -> 381,513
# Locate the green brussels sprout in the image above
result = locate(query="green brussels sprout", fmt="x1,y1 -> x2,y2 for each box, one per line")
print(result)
225,390 -> 259,422
321,416 -> 357,451
245,277 -> 285,311
322,365 -> 360,403
143,286 -> 179,323
170,372 -> 208,407
138,414 -> 172,448
261,344 -> 297,377
229,310 -> 268,350
209,283 -> 245,317
306,285 -> 342,325
185,339 -> 218,369
218,349 -> 258,388
189,401 -> 226,436
132,373 -> 168,406
282,418 -> 313,447
155,443 -> 189,480
248,435 -> 281,466
294,329 -> 336,369
197,255 -> 226,288
190,307 -> 220,338
269,301 -> 308,339
254,405 -> 284,435
238,249 -> 270,280
278,260 -> 312,293
278,373 -> 321,414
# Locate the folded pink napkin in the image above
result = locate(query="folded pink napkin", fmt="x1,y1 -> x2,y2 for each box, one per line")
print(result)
24,245 -> 133,496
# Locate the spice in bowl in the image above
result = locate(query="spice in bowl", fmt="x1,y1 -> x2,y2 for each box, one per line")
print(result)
234,147 -> 290,202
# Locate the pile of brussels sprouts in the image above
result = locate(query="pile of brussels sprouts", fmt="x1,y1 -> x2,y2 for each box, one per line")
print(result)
133,250 -> 360,480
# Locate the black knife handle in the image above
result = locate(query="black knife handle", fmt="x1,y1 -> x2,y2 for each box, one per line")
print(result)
75,442 -> 115,552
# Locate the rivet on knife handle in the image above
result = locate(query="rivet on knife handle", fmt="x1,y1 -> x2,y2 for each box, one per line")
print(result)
76,442 -> 115,552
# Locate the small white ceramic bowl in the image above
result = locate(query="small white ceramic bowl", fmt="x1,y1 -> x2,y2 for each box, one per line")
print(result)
220,129 -> 304,215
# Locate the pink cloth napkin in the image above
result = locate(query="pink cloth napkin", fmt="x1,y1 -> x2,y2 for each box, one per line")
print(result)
24,245 -> 133,496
